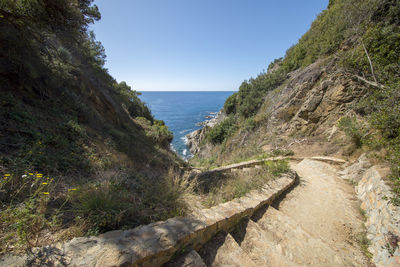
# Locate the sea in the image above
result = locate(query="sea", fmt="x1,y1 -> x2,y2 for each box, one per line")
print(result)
139,91 -> 234,159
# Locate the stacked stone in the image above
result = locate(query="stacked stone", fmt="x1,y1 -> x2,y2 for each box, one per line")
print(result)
357,167 -> 400,267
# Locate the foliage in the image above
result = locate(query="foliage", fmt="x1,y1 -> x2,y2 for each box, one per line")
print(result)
338,116 -> 368,148
202,160 -> 289,207
224,93 -> 237,115
0,168 -> 191,250
241,117 -> 256,131
234,69 -> 286,118
113,81 -> 153,120
135,117 -> 173,149
206,116 -> 238,144
362,81 -> 400,203
71,169 -> 190,233
0,0 -> 179,251
263,160 -> 290,176
0,172 -> 63,252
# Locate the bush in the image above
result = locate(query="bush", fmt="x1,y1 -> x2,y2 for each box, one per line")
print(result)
234,69 -> 286,118
203,160 -> 290,207
0,172 -> 61,252
150,120 -> 174,148
207,116 -> 237,144
263,160 -> 290,176
112,81 -> 153,120
242,117 -> 256,131
70,170 -> 191,233
338,116 -> 368,147
224,93 -> 237,115
135,117 -> 173,149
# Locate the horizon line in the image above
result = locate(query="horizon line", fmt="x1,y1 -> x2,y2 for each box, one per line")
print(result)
138,90 -> 237,92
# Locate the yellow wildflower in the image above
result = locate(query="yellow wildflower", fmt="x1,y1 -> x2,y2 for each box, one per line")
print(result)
4,174 -> 10,177
42,182 -> 48,185
43,192 -> 49,195
36,174 -> 43,178
29,173 -> 34,175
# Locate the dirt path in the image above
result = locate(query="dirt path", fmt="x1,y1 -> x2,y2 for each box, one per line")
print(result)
276,159 -> 369,266
168,158 -> 372,266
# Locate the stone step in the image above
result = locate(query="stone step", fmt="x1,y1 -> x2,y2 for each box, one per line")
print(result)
198,232 -> 256,267
231,218 -> 297,267
256,206 -> 344,266
164,250 -> 206,267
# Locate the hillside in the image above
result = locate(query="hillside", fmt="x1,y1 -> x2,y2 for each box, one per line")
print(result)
0,0 -> 400,265
0,0 -> 186,252
190,0 -> 400,199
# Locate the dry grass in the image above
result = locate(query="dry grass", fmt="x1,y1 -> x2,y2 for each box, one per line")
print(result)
193,160 -> 290,208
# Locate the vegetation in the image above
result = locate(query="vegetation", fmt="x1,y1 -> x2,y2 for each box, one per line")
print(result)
200,160 -> 290,207
206,116 -> 237,144
201,0 -> 400,202
0,167 -> 191,252
0,0 -> 181,251
338,116 -> 369,148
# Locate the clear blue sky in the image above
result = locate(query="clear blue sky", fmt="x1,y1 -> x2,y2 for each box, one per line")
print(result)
92,0 -> 328,91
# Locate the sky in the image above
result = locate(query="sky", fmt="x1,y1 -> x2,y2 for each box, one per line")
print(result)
91,0 -> 328,91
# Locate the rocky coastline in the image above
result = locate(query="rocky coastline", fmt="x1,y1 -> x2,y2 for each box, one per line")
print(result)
186,110 -> 225,155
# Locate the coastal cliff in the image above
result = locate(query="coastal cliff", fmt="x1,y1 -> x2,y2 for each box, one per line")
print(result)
188,0 -> 400,264
186,110 -> 226,155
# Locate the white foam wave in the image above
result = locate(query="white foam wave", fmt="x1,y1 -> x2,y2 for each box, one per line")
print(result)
180,136 -> 188,145
179,129 -> 192,134
170,144 -> 176,152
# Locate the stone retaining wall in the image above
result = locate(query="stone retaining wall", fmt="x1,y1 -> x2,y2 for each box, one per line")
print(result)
357,167 -> 400,267
0,172 -> 297,267
342,154 -> 400,266
205,156 -> 346,173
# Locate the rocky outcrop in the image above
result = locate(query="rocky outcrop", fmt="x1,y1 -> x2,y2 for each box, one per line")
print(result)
341,155 -> 400,267
186,110 -> 226,155
0,171 -> 296,267
193,59 -> 370,162
269,60 -> 368,139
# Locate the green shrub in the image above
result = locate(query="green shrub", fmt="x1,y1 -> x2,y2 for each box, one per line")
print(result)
364,81 -> 400,203
263,160 -> 290,176
135,117 -> 173,148
113,81 -> 153,120
71,170 -> 190,233
338,116 -> 368,147
0,172 -> 62,251
207,116 -> 237,144
149,120 -> 173,148
203,161 -> 289,207
224,93 -> 237,115
270,149 -> 295,157
242,117 -> 256,131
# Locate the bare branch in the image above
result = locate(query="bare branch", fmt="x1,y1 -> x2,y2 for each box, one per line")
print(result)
361,39 -> 378,84
354,74 -> 384,89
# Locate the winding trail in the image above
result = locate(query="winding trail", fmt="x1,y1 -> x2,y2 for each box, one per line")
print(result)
169,158 -> 370,266
276,159 -> 368,265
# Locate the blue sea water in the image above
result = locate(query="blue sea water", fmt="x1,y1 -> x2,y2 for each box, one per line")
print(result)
139,91 -> 234,159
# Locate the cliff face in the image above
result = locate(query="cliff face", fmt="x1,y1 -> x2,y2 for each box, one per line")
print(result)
261,60 -> 367,142
186,111 -> 226,155
189,58 -> 369,166
191,0 -> 400,167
